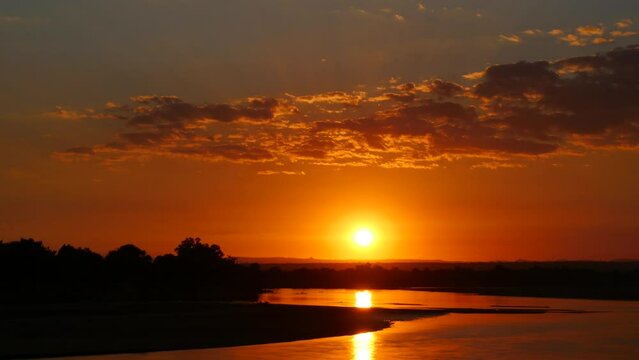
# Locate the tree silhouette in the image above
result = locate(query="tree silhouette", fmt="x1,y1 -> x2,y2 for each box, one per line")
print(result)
175,237 -> 228,263
105,244 -> 152,281
106,244 -> 152,265
169,237 -> 241,299
55,245 -> 104,301
0,238 -> 56,303
57,244 -> 103,268
0,238 -> 55,259
0,238 -> 55,276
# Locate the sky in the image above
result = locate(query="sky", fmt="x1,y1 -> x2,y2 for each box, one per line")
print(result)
1,0 -> 639,261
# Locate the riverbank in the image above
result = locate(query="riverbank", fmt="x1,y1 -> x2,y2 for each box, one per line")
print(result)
0,302 -> 419,359
0,301 -> 560,359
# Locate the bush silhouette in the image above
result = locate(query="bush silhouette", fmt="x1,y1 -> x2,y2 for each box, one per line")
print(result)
106,244 -> 152,273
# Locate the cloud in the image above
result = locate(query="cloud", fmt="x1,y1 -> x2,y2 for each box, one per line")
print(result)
499,34 -> 523,44
127,95 -> 281,126
522,20 -> 638,47
548,29 -> 564,36
257,170 -> 306,176
471,161 -> 526,170
54,96 -> 285,164
47,106 -> 119,121
616,19 -> 633,29
474,45 -> 639,147
576,25 -> 605,37
369,79 -> 465,103
334,6 -> 410,24
591,37 -> 614,45
611,30 -> 638,38
417,79 -> 465,98
307,45 -> 639,164
559,34 -> 588,47
57,46 -> 639,170
522,29 -> 543,36
463,70 -> 485,80
288,91 -> 367,106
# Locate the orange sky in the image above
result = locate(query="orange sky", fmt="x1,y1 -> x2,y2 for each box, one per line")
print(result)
1,1 -> 639,260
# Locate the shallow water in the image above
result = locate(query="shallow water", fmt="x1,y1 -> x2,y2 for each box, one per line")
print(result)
57,289 -> 639,360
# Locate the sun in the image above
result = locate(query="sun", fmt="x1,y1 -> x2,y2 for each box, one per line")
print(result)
354,228 -> 374,247
355,290 -> 372,308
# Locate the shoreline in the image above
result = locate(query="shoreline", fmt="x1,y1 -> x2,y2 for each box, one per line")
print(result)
0,301 -> 558,359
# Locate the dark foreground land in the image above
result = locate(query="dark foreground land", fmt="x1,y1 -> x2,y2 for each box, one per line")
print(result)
0,302 -> 565,359
0,302 -> 389,359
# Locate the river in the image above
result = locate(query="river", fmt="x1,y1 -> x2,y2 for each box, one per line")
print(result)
55,289 -> 639,359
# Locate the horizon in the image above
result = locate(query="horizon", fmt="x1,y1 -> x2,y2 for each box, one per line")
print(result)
4,236 -> 639,263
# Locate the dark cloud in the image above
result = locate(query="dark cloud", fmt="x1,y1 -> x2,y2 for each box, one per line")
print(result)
315,100 -> 555,155
289,91 -> 367,106
56,45 -> 639,169
382,92 -> 416,103
474,61 -> 558,99
54,96 -> 282,164
128,96 -> 279,127
475,45 -> 639,144
382,80 -> 465,102
289,137 -> 336,159
425,79 -> 465,99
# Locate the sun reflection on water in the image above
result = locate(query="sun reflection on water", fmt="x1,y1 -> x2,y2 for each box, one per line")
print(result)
355,290 -> 372,308
353,332 -> 375,360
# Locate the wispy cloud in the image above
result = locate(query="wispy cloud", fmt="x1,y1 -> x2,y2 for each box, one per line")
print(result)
335,6 -> 408,24
506,20 -> 636,47
499,34 -> 523,44
257,170 -> 306,176
616,19 -> 633,29
471,161 -> 526,170
576,24 -> 605,37
522,29 -> 543,36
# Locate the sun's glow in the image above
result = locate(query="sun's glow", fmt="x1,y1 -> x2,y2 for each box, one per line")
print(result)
355,290 -> 372,308
354,228 -> 374,247
353,332 -> 375,360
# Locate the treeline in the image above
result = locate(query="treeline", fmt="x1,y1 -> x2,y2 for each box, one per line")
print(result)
0,238 -> 260,304
260,263 -> 639,289
3,238 -> 639,304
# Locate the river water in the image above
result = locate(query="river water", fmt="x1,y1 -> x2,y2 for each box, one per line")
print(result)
57,289 -> 639,359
